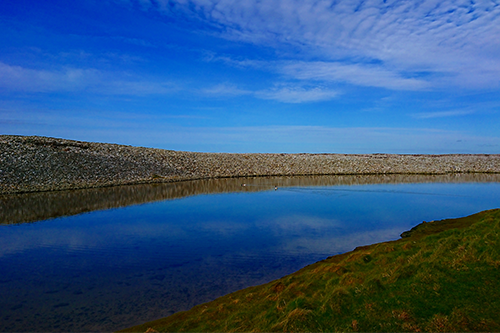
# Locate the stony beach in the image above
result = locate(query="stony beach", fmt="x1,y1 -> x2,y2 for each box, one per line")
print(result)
2,135 -> 500,194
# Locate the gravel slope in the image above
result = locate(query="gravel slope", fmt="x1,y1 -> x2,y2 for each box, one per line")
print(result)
1,135 -> 500,194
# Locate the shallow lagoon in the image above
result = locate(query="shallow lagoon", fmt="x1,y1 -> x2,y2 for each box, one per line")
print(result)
1,174 -> 500,332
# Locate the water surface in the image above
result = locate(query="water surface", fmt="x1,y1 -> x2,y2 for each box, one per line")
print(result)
1,174 -> 499,331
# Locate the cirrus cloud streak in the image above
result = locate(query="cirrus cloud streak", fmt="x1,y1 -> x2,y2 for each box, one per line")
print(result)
135,0 -> 500,90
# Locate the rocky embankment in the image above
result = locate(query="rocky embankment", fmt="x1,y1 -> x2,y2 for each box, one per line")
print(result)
1,135 -> 500,194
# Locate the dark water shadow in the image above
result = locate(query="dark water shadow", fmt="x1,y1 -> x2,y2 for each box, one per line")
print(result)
2,173 -> 500,225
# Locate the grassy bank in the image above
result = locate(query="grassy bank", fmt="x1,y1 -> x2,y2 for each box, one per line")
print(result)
121,209 -> 500,332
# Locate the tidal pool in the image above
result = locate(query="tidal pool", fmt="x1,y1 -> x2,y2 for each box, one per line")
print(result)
1,174 -> 500,332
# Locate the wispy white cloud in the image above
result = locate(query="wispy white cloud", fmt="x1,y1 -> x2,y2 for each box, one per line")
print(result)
0,61 -> 339,103
200,83 -> 252,96
256,85 -> 340,103
201,82 -> 340,103
135,0 -> 500,90
204,54 -> 267,69
281,61 -> 429,90
0,62 -> 95,93
412,109 -> 476,119
195,70 -> 343,102
0,62 -> 176,95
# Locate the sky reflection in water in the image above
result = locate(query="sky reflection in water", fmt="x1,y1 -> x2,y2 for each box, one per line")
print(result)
0,176 -> 499,332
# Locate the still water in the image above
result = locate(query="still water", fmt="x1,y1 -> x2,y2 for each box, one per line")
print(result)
1,174 -> 500,332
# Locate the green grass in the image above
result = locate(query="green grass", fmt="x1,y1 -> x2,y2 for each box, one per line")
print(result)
120,209 -> 500,332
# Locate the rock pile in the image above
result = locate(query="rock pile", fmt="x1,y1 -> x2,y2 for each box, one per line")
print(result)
1,135 -> 499,194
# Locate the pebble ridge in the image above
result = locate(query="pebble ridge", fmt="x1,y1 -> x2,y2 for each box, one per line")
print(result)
2,135 -> 500,194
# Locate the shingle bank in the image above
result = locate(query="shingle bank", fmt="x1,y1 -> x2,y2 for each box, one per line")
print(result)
1,135 -> 500,194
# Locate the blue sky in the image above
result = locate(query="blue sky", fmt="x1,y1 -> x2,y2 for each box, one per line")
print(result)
1,0 -> 500,153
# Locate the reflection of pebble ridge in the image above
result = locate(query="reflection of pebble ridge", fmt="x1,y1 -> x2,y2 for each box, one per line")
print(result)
3,173 -> 500,225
